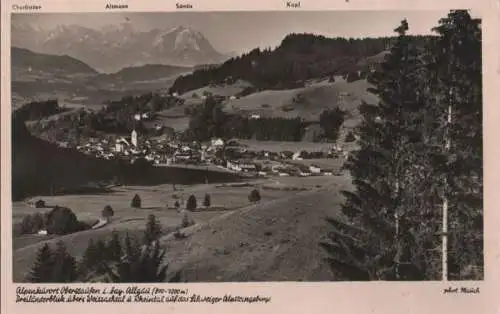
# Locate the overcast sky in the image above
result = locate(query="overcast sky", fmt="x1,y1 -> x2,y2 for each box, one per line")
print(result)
12,11 -> 478,54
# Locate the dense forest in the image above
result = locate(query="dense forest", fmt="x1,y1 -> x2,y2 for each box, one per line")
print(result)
321,10 -> 483,281
169,34 -> 433,94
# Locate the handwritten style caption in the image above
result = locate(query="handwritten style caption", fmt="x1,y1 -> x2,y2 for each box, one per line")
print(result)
16,286 -> 272,304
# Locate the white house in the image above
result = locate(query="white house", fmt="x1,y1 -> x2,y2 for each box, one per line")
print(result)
37,230 -> 48,236
309,165 -> 321,174
239,162 -> 256,172
134,114 -> 142,121
229,95 -> 236,100
211,138 -> 225,148
226,161 -> 242,172
250,114 -> 261,119
115,138 -> 129,153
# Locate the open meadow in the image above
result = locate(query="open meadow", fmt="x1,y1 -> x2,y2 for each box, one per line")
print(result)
12,174 -> 345,282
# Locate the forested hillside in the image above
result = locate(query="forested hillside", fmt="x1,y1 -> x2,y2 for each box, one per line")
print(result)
170,34 -> 434,94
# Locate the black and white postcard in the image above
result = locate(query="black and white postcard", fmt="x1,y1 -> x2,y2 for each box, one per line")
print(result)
1,2 -> 497,314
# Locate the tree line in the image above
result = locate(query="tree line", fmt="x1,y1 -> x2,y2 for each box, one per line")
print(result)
321,10 -> 483,280
26,214 -> 181,283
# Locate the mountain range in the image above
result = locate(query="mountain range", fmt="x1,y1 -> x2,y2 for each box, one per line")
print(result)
12,23 -> 230,73
11,46 -> 194,109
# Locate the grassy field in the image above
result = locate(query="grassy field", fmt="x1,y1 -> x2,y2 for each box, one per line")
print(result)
180,80 -> 252,99
223,79 -> 377,121
12,175 -> 341,282
159,173 -> 353,282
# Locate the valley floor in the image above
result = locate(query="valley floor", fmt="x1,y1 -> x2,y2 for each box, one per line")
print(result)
12,174 -> 351,282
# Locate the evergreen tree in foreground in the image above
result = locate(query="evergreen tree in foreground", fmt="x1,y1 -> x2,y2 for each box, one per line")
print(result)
103,222 -> 181,283
322,10 -> 483,281
322,19 -> 436,280
143,214 -> 162,245
430,10 -> 483,279
106,231 -> 123,262
51,241 -> 78,282
26,243 -> 55,282
79,238 -> 99,279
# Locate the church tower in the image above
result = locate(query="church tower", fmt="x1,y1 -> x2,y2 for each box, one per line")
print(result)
131,129 -> 138,147
131,118 -> 138,147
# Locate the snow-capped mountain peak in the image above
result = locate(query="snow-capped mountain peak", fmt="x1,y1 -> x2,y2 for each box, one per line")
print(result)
11,23 -> 229,72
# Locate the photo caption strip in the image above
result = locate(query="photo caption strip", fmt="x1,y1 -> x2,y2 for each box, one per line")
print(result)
16,286 -> 271,304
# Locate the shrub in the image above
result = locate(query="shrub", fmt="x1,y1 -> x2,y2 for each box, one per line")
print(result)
173,228 -> 187,240
181,212 -> 195,228
102,205 -> 114,220
131,194 -> 141,208
186,195 -> 197,211
45,206 -> 80,235
35,199 -> 45,208
174,201 -> 180,209
203,194 -> 211,207
248,189 -> 261,203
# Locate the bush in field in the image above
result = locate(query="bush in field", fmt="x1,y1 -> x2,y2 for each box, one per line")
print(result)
102,205 -> 114,220
131,194 -> 142,208
248,189 -> 261,203
35,199 -> 45,208
203,194 -> 211,207
174,201 -> 180,210
45,206 -> 81,235
186,195 -> 197,211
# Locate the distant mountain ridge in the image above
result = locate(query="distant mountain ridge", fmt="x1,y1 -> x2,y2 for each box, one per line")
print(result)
12,47 -> 98,75
11,47 -> 195,108
12,23 -> 229,72
92,64 -> 193,84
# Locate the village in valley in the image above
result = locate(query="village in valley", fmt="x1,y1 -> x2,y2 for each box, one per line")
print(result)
74,124 -> 347,178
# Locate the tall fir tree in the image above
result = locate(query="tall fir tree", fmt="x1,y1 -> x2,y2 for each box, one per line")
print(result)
50,241 -> 78,282
321,19 -> 434,280
79,238 -> 99,279
26,243 -> 54,283
429,10 -> 483,280
106,231 -> 123,262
